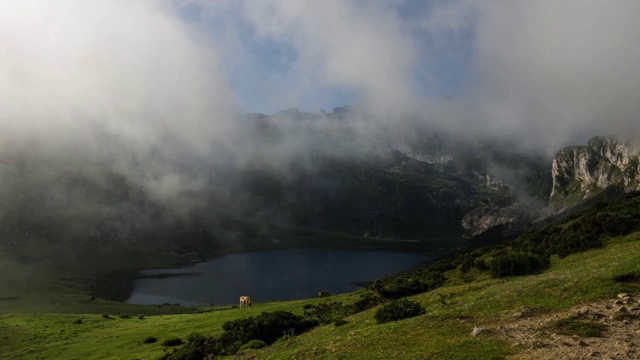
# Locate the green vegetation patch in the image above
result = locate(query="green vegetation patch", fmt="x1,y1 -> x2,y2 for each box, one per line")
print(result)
374,298 -> 425,324
161,337 -> 183,347
239,339 -> 267,351
546,316 -> 607,337
489,252 -> 550,278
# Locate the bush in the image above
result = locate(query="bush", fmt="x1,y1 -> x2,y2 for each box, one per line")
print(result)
161,311 -> 319,359
73,319 -> 83,324
221,311 -> 318,349
239,339 -> 267,351
162,337 -> 184,347
119,313 -> 130,319
101,313 -> 111,319
303,302 -> 349,324
489,252 -> 550,278
334,319 -> 348,326
158,333 -> 212,360
374,298 -> 425,324
555,233 -> 603,258
458,254 -> 475,273
474,258 -> 489,271
371,271 -> 445,299
143,336 -> 157,344
351,292 -> 383,312
186,333 -> 206,343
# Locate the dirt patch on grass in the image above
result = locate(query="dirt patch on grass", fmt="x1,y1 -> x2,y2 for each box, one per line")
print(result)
488,293 -> 640,359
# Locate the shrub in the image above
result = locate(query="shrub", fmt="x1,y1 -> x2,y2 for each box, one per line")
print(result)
158,333 -> 213,360
303,302 -> 349,324
220,311 -> 318,348
161,311 -> 318,359
101,313 -> 111,319
374,298 -> 425,324
162,337 -> 184,347
119,313 -> 131,319
489,252 -> 550,278
430,259 -> 458,273
458,254 -> 475,273
143,336 -> 157,344
351,292 -> 383,312
334,319 -> 348,326
137,314 -> 145,320
371,271 -> 445,299
474,258 -> 489,271
73,319 -> 83,324
186,333 -> 206,343
555,233 -> 603,258
239,339 -> 267,351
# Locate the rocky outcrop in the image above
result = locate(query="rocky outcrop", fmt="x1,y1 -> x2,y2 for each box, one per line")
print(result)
551,136 -> 640,209
497,294 -> 640,359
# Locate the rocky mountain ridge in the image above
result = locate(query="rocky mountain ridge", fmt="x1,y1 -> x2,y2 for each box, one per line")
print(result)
551,136 -> 640,211
2,105 -> 638,261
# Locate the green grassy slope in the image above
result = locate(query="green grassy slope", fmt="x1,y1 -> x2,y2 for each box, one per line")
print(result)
2,232 -> 638,360
3,193 -> 640,359
246,233 -> 640,359
0,292 -> 362,360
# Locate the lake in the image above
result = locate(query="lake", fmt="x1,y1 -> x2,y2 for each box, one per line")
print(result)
126,249 -> 430,306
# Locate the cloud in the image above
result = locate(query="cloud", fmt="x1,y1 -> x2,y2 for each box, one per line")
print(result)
192,0 -> 640,153
187,0 -> 418,115
441,0 -> 640,152
0,0 -> 240,210
2,0 -> 640,242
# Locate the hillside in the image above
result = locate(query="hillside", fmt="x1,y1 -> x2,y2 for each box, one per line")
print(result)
2,193 -> 640,359
551,136 -> 640,210
0,109 -> 554,270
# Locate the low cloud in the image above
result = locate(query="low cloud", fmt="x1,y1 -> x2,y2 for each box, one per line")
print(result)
1,1 -> 639,252
189,0 -> 640,153
422,0 -> 640,152
0,0 -> 240,214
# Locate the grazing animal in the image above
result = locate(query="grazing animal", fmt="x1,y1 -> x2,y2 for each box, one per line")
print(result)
318,291 -> 332,298
239,296 -> 252,308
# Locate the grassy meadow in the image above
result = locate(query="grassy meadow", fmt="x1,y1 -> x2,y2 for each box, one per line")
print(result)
2,230 -> 639,359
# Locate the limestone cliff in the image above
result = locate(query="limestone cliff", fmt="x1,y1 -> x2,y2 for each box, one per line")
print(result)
550,136 -> 640,209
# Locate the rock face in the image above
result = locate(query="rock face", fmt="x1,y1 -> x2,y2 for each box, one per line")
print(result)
551,136 -> 640,209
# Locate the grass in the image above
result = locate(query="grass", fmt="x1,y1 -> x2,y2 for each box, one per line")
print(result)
2,231 -> 639,359
242,232 -> 640,359
0,293 -> 364,360
546,316 -> 607,337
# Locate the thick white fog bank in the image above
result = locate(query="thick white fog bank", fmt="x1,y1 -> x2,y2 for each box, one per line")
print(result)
0,1 -> 241,211
1,1 -> 640,224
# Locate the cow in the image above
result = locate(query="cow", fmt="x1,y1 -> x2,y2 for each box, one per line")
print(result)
318,291 -> 332,298
239,296 -> 252,308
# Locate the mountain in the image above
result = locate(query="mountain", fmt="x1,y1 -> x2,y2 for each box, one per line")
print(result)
7,109 -> 640,266
550,136 -> 640,211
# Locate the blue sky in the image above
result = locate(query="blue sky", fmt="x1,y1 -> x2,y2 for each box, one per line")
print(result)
174,0 -> 475,115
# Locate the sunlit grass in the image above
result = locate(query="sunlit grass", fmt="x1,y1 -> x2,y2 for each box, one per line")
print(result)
2,233 -> 639,359
246,233 -> 640,359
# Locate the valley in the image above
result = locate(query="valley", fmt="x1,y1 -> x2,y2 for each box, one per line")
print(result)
2,197 -> 639,359
3,2 -> 640,358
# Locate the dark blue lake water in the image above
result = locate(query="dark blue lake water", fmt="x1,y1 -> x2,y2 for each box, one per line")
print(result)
126,249 -> 429,306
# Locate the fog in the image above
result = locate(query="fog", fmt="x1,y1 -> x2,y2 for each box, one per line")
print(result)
1,0 -> 639,260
